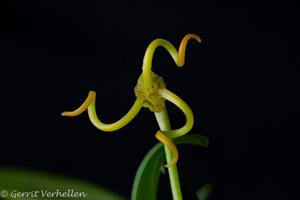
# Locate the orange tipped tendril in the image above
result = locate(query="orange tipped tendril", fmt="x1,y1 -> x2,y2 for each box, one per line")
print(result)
62,91 -> 96,117
142,33 -> 201,88
178,34 -> 201,67
155,131 -> 179,168
62,91 -> 143,132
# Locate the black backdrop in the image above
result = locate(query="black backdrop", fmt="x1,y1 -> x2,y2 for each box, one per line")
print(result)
0,1 -> 299,200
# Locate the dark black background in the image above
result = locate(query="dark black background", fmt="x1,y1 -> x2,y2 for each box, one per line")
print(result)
0,1 -> 299,200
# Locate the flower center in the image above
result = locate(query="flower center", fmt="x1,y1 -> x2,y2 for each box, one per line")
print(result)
134,72 -> 166,112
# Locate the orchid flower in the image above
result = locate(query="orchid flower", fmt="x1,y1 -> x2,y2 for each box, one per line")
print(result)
62,34 -> 201,168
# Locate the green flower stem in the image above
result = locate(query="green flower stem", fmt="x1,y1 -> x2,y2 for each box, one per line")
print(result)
155,109 -> 183,200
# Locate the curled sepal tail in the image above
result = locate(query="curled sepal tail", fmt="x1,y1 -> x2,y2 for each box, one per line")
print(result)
62,91 -> 143,132
155,131 -> 179,168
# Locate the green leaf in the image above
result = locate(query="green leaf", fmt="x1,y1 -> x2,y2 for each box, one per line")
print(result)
131,134 -> 209,200
0,167 -> 126,200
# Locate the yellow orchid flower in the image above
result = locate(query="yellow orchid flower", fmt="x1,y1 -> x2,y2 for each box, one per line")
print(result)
62,34 -> 201,168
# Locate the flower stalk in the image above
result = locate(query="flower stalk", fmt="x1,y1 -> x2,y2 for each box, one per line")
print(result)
155,109 -> 182,200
